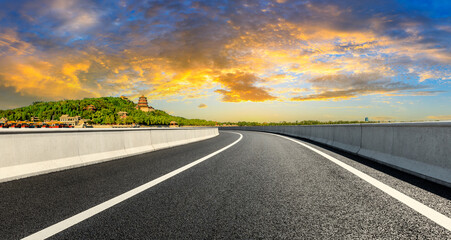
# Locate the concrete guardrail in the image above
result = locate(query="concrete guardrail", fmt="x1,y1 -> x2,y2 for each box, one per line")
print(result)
220,123 -> 451,187
0,127 -> 218,183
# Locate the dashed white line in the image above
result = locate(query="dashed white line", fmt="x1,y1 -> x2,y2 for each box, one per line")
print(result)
270,133 -> 451,232
22,132 -> 243,240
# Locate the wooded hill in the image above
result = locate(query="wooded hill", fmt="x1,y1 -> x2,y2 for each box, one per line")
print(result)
0,97 -> 217,126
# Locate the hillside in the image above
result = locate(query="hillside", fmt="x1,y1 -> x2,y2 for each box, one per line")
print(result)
0,97 -> 216,126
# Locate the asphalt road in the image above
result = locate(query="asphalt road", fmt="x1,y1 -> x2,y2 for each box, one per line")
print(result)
1,131 -> 450,239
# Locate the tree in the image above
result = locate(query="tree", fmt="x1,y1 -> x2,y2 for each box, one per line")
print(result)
0,96 -> 221,126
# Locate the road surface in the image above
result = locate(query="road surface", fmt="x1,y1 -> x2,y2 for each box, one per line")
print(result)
0,131 -> 450,239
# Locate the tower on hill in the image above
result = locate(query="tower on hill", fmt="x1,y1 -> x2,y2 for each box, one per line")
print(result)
136,95 -> 155,112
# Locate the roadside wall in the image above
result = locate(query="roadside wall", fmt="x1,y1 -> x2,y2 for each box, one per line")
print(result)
221,123 -> 451,187
0,127 -> 218,183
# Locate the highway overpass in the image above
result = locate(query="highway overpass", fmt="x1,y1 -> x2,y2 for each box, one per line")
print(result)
0,130 -> 450,239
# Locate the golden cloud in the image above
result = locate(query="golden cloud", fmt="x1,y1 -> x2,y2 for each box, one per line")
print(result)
214,72 -> 277,102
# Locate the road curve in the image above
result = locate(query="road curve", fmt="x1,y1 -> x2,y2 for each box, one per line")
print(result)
0,131 -> 450,239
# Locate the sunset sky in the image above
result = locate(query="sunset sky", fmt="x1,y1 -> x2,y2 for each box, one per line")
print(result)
0,0 -> 450,122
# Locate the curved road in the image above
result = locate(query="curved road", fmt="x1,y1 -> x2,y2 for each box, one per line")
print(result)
0,131 -> 450,239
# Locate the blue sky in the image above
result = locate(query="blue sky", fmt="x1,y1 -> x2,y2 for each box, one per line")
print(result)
0,0 -> 450,121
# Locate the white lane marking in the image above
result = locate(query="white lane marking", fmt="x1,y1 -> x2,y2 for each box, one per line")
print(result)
22,132 -> 243,240
268,133 -> 451,232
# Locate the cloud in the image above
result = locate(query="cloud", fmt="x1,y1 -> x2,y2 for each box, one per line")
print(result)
198,103 -> 207,108
385,91 -> 445,97
417,70 -> 450,83
0,0 -> 449,110
22,0 -> 100,36
0,28 -> 34,56
214,72 -> 277,102
426,115 -> 451,121
292,73 -> 423,101
321,106 -> 371,109
371,116 -> 395,121
0,85 -> 44,109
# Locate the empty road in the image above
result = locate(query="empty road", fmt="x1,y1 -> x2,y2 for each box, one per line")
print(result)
1,131 -> 450,239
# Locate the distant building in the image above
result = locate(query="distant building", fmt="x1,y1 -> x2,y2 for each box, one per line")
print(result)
169,121 -> 178,128
0,117 -> 7,124
84,104 -> 97,111
120,96 -> 128,100
60,115 -> 81,126
81,119 -> 91,123
135,95 -> 155,112
365,117 -> 369,122
117,111 -> 128,119
76,119 -> 92,128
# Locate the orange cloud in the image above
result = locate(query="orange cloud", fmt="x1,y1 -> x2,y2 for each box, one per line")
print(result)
214,72 -> 277,102
0,58 -> 99,99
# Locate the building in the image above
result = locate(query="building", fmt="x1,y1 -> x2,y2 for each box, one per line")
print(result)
169,121 -> 179,128
30,117 -> 40,122
84,104 -> 97,111
365,117 -> 369,122
137,95 -> 148,108
76,119 -> 92,128
135,95 -> 155,112
60,115 -> 81,126
81,119 -> 91,124
120,96 -> 128,100
117,111 -> 128,119
0,117 -> 7,124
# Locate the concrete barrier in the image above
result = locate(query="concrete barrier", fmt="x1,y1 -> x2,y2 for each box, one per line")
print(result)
358,123 -> 451,186
0,127 -> 218,183
220,122 -> 451,187
331,125 -> 361,154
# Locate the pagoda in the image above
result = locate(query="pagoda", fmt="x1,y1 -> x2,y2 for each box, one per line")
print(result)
136,95 -> 155,112
84,104 -> 97,111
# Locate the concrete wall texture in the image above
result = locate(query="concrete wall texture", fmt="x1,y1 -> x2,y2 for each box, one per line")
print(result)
0,128 -> 219,183
221,123 -> 451,187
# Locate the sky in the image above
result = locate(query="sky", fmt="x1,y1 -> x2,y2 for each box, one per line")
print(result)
0,0 -> 450,122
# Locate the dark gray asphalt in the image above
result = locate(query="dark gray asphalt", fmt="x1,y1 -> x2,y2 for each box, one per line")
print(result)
1,131 -> 450,239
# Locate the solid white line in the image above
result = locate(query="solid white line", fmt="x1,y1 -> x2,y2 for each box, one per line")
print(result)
269,133 -> 451,232
22,132 -> 243,240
